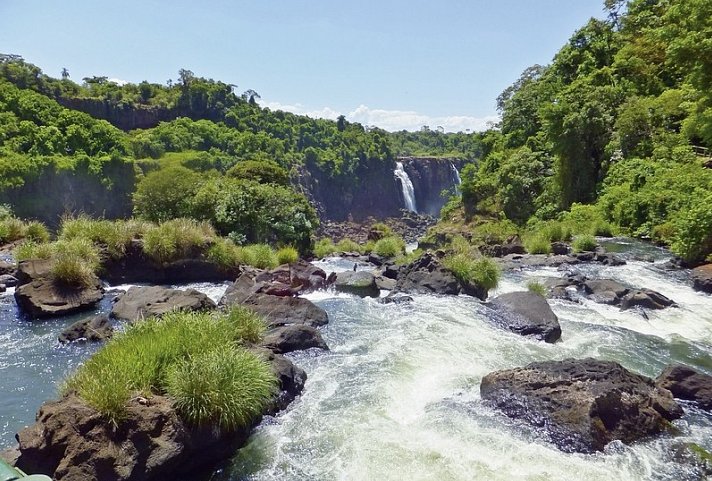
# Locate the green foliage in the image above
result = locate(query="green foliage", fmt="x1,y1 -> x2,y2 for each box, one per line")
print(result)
49,238 -> 101,286
64,310 -> 276,428
276,246 -> 299,265
373,236 -> 405,258
24,221 -> 49,243
226,160 -> 290,186
314,238 -> 337,258
205,237 -> 253,268
572,234 -> 598,252
369,222 -> 393,240
0,216 -> 27,243
526,280 -> 547,296
670,193 -> 712,264
394,249 -> 423,266
448,235 -> 476,256
243,244 -> 278,269
14,240 -> 53,261
142,218 -> 213,264
59,216 -> 151,258
336,238 -> 362,253
225,306 -> 267,345
524,235 -> 552,254
443,254 -> 501,290
133,166 -> 203,222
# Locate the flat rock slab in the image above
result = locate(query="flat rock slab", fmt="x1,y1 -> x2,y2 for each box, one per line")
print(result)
111,285 -> 216,322
241,293 -> 329,328
58,314 -> 113,343
261,324 -> 328,354
656,364 -> 712,411
486,291 -> 562,343
692,264 -> 712,294
14,278 -> 104,319
335,271 -> 380,297
480,358 -> 683,453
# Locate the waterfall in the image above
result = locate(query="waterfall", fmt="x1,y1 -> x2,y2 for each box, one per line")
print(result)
394,162 -> 417,212
450,161 -> 462,186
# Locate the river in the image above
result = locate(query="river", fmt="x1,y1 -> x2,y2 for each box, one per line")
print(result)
1,239 -> 711,480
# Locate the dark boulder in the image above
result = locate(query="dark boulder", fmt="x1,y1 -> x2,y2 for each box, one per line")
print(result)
582,279 -> 675,310
394,253 -> 488,300
378,295 -> 414,305
261,324 -> 328,354
551,242 -> 570,255
656,364 -> 712,411
0,274 -> 18,287
691,264 -> 712,294
486,291 -> 562,343
375,275 -> 397,291
15,259 -> 52,286
15,277 -> 104,319
480,358 -> 683,453
382,264 -> 400,280
253,349 -> 308,413
620,289 -> 676,310
0,259 -> 15,276
111,286 -> 216,322
58,315 -> 113,344
334,271 -> 380,297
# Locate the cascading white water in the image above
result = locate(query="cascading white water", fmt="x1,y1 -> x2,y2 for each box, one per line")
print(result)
450,161 -> 462,186
394,162 -> 418,213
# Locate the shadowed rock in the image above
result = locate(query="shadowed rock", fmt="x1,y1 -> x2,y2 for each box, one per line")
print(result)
486,291 -> 562,343
394,253 -> 488,300
111,286 -> 215,322
656,364 -> 712,411
261,324 -> 329,354
335,271 -> 380,297
692,264 -> 712,294
58,315 -> 113,343
15,277 -> 104,319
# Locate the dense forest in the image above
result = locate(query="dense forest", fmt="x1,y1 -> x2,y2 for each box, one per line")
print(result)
448,0 -> 712,265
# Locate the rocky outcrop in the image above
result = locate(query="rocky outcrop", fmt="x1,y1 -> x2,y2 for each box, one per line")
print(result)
393,253 -> 488,300
656,364 -> 712,411
111,286 -> 216,322
480,358 -> 683,453
486,291 -> 562,343
498,249 -> 626,271
15,277 -> 104,319
58,315 -> 113,344
13,350 -> 306,481
317,213 -> 435,245
334,271 -> 380,297
691,264 -> 712,294
261,325 -> 329,354
582,279 -> 676,310
0,259 -> 15,276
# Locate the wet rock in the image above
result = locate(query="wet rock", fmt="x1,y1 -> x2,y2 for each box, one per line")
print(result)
261,324 -> 328,354
240,294 -> 329,328
480,358 -> 683,453
367,253 -> 385,267
111,286 -> 216,322
620,290 -> 676,310
551,242 -> 571,255
335,271 -> 380,297
382,264 -> 401,280
583,279 -> 628,300
58,315 -> 113,343
0,274 -> 18,287
375,275 -> 397,291
582,279 -> 675,310
394,252 -> 488,300
691,264 -> 712,294
0,259 -> 15,276
15,259 -> 52,286
378,295 -> 414,305
486,291 -> 562,343
15,277 -> 104,319
252,348 -> 308,413
656,364 -> 712,411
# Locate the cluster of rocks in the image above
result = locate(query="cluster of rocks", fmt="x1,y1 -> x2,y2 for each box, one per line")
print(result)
317,212 -> 435,245
545,275 -> 677,310
692,264 -> 712,294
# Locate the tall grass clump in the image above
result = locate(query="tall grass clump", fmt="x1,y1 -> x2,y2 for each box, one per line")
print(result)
590,220 -> 614,237
50,238 -> 101,286
449,235 -> 475,256
336,238 -> 362,253
0,217 -> 28,243
225,305 -> 266,344
373,236 -> 405,258
64,310 -> 276,428
314,238 -> 337,258
443,254 -> 500,290
524,235 -> 552,255
244,244 -> 278,269
572,234 -> 598,252
24,221 -> 50,243
276,246 -> 299,265
60,216 -> 152,258
526,280 -> 547,296
369,222 -> 393,240
206,238 -> 258,268
143,218 -> 214,264
14,241 -> 54,261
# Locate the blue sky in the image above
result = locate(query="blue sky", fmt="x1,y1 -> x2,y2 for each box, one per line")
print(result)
1,1 -> 605,131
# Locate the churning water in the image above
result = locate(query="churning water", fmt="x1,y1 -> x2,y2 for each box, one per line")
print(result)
1,240 -> 711,481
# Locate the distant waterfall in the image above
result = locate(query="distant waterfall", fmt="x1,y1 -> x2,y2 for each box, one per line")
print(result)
394,162 -> 417,212
450,162 -> 462,186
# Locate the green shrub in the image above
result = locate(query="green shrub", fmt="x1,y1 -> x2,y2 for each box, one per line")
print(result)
524,235 -> 552,254
244,244 -> 278,269
226,159 -> 290,186
60,216 -> 151,258
471,219 -> 519,245
395,249 -> 423,266
50,238 -> 101,286
369,222 -> 393,240
671,194 -> 712,264
362,240 -> 376,254
165,346 -> 275,431
534,221 -> 572,242
336,238 -> 362,253
572,234 -> 598,252
449,235 -> 474,256
14,241 -> 54,261
590,220 -> 614,237
276,246 -> 299,265
443,254 -> 500,290
373,236 -> 405,258
64,311 -> 277,428
526,280 -> 547,296
561,204 -> 608,235
0,217 -> 26,243
314,238 -> 337,258
24,221 -> 50,243
143,218 -> 213,264
225,306 -> 266,344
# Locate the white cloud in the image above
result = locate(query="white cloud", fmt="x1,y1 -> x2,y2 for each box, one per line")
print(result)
108,77 -> 129,86
260,100 -> 498,133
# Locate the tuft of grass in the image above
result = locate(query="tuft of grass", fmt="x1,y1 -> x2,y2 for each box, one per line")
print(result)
314,238 -> 337,258
394,249 -> 423,266
443,254 -> 501,290
572,234 -> 598,253
50,238 -> 101,286
373,236 -> 406,258
64,310 -> 277,429
244,244 -> 278,269
369,222 -> 393,240
0,217 -> 27,243
526,280 -> 547,296
143,218 -> 213,264
165,346 -> 276,431
590,220 -> 614,237
60,216 -> 152,258
336,238 -> 362,253
24,221 -> 50,243
206,238 -> 241,268
14,241 -> 54,261
225,305 -> 267,344
276,246 -> 299,265
449,235 -> 474,256
524,235 -> 552,255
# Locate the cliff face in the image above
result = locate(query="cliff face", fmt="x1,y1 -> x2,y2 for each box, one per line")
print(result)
57,98 -> 181,131
401,157 -> 464,217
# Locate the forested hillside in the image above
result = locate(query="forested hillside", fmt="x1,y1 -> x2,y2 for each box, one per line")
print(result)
449,0 -> 712,264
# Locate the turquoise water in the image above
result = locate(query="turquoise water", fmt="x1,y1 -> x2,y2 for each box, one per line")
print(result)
1,240 -> 711,480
